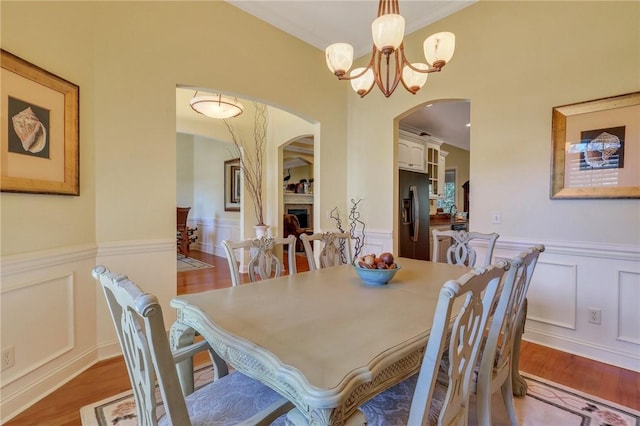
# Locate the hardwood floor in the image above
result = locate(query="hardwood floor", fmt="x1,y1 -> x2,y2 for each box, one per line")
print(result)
5,249 -> 639,425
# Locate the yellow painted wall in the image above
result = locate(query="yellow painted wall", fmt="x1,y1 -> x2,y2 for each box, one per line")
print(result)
345,1 -> 639,247
1,1 -> 348,256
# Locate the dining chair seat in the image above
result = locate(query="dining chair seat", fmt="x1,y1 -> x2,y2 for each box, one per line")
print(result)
157,370 -> 288,426
359,374 -> 448,426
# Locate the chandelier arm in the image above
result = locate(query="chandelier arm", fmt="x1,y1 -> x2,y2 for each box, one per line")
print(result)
373,50 -> 402,98
336,47 -> 377,81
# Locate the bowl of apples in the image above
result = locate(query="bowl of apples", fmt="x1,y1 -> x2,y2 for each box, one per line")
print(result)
354,252 -> 401,285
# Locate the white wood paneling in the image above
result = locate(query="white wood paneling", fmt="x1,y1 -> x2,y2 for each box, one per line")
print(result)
1,274 -> 74,386
618,270 -> 640,344
527,261 -> 577,330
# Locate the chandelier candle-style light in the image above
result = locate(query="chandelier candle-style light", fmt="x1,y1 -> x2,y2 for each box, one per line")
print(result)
325,0 -> 455,98
189,92 -> 244,119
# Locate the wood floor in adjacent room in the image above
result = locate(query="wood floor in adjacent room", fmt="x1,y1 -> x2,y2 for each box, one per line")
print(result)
5,250 -> 639,425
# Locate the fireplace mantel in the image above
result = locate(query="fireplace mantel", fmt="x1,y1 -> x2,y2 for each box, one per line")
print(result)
284,193 -> 313,204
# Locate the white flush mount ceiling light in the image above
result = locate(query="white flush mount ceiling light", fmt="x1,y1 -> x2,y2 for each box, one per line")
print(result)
189,92 -> 244,119
325,0 -> 455,98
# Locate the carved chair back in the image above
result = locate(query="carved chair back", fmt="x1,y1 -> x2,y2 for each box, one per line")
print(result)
300,232 -> 353,271
475,245 -> 545,425
358,261 -> 509,425
222,235 -> 297,287
432,230 -> 499,267
92,265 -> 192,425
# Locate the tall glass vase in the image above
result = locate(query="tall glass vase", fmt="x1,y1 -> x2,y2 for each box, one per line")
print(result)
254,225 -> 270,238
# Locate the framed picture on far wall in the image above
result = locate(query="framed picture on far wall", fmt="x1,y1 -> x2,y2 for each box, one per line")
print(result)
1,49 -> 79,195
551,92 -> 640,199
224,158 -> 241,211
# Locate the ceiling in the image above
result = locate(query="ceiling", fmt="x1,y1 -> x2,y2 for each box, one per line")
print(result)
179,1 -> 474,151
226,1 -> 474,57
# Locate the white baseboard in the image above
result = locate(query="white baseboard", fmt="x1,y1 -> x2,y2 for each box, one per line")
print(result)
0,348 -> 97,424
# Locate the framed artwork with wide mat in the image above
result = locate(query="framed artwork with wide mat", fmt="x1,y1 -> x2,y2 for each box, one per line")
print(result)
551,92 -> 640,199
1,49 -> 79,195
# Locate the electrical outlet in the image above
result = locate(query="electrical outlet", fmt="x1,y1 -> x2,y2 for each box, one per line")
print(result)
588,308 -> 601,325
1,346 -> 15,370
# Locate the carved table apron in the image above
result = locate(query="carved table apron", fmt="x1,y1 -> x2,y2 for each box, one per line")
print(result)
170,258 -> 474,425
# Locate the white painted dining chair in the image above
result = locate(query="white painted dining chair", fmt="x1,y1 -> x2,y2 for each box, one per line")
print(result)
473,245 -> 545,426
357,260 -> 509,425
300,231 -> 353,271
221,235 -> 297,287
92,265 -> 293,426
432,229 -> 499,267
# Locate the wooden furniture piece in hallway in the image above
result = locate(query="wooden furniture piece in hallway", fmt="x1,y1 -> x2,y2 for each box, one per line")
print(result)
177,207 -> 197,255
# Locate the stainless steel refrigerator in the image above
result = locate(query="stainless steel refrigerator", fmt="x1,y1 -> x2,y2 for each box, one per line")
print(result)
399,169 -> 431,260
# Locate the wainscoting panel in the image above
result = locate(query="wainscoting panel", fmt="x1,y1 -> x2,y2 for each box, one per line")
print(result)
527,261 -> 578,330
0,274 -> 74,387
0,244 -> 98,423
192,217 -> 239,257
618,270 -> 640,344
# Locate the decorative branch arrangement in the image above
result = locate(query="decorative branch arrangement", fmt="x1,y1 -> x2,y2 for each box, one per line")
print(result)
330,198 -> 367,262
224,103 -> 268,226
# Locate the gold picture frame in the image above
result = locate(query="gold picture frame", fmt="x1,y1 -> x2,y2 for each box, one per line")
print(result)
551,92 -> 640,199
1,50 -> 79,195
224,158 -> 240,211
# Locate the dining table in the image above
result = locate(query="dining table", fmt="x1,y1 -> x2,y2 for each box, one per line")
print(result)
169,257 -> 473,425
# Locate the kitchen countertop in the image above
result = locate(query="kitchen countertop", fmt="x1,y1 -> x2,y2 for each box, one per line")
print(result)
430,214 -> 468,226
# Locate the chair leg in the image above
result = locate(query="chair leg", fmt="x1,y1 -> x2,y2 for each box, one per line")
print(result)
475,378 -> 492,426
501,373 -> 519,426
512,299 -> 528,397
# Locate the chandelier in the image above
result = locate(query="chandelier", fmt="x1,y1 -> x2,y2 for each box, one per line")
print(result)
325,0 -> 455,98
189,92 -> 244,119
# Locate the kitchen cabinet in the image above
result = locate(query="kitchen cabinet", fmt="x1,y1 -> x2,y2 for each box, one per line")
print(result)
398,135 -> 425,172
398,130 -> 446,197
425,138 -> 445,198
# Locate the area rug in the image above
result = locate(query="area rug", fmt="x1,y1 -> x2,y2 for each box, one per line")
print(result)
177,254 -> 215,272
80,371 -> 639,426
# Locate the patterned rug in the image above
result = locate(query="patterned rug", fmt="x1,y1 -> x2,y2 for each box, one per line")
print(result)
177,254 -> 215,272
80,370 -> 639,426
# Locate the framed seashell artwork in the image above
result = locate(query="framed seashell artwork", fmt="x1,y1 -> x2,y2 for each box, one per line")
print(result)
551,92 -> 640,199
1,49 -> 79,195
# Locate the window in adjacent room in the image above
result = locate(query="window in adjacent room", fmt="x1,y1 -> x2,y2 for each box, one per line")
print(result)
437,169 -> 456,212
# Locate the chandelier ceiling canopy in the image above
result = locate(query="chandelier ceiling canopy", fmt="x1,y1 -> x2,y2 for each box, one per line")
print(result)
189,92 -> 244,119
325,0 -> 455,98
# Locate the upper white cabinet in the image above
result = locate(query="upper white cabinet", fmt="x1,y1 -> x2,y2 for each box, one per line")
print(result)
398,136 -> 425,172
398,130 -> 446,197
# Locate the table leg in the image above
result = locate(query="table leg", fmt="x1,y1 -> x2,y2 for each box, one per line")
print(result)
512,298 -> 528,397
170,321 -> 196,396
